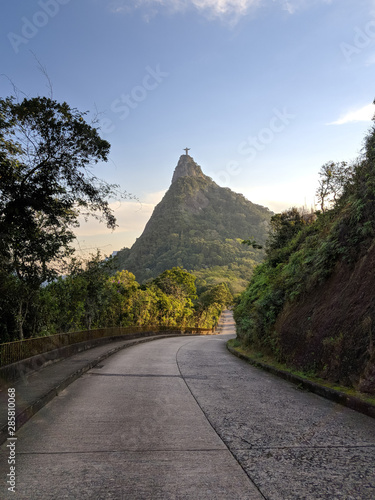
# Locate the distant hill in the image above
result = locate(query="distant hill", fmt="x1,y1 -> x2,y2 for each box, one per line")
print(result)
115,154 -> 272,293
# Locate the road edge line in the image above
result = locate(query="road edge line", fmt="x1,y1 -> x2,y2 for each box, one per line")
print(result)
227,343 -> 375,420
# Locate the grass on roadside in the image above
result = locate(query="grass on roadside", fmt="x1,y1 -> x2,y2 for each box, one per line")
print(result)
227,338 -> 375,407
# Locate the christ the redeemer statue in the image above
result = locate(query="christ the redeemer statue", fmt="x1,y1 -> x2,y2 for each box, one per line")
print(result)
184,147 -> 190,155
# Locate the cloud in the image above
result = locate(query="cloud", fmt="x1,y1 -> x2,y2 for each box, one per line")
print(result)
73,191 -> 166,256
75,198 -> 158,236
142,189 -> 167,204
244,175 -> 317,213
279,0 -> 297,14
109,0 -> 330,22
110,0 -> 260,21
328,103 -> 375,125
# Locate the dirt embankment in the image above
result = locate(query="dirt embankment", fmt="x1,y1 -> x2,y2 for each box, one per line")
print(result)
275,242 -> 375,393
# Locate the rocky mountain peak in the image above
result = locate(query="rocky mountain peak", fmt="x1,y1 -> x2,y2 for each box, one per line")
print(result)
171,154 -> 206,184
114,152 -> 272,287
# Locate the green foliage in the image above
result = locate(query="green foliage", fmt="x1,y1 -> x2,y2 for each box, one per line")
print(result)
199,282 -> 233,309
195,282 -> 232,328
13,260 -> 226,339
0,269 -> 24,342
266,207 -> 310,255
0,96 -> 124,339
0,96 -> 117,282
241,238 -> 263,249
39,251 -> 114,333
153,267 -> 197,301
193,263 -> 256,296
316,161 -> 354,211
234,117 -> 375,388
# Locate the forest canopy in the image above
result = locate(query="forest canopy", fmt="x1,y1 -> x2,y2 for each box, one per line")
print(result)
0,96 -> 124,339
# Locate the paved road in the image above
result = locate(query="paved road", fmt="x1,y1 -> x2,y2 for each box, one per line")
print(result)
1,311 -> 374,499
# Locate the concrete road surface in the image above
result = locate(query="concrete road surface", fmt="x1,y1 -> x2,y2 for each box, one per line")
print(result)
1,311 -> 374,499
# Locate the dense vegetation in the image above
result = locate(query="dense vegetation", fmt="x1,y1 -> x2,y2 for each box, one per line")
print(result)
1,250 -> 231,343
26,259 -> 230,339
0,97 -> 232,343
0,96 -> 125,340
115,155 -> 272,294
235,114 -> 375,394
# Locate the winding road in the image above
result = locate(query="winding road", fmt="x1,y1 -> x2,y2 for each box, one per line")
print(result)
1,311 -> 374,499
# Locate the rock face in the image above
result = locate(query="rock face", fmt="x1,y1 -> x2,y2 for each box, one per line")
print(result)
115,154 -> 272,288
171,155 -> 207,184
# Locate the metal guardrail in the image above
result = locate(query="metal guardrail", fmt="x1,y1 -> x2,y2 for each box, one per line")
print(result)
0,323 -> 219,368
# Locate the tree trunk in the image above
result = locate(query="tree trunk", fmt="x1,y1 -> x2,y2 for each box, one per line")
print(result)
18,300 -> 25,340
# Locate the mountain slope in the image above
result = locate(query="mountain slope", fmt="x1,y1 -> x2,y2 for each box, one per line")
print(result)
115,154 -> 272,291
234,121 -> 375,394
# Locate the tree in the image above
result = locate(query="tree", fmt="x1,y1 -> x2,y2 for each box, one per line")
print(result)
266,208 -> 307,254
0,96 -> 123,339
316,161 -> 354,212
73,252 -> 114,330
153,267 -> 197,301
241,238 -> 263,249
103,270 -> 140,327
199,282 -> 233,309
39,252 -> 115,333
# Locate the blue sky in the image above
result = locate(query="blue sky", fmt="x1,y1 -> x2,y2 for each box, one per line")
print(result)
2,0 -> 375,256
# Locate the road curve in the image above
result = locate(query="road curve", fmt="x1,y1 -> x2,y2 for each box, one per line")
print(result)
1,311 -> 374,499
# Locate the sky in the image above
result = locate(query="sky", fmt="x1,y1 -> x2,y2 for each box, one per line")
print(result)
2,0 -> 375,257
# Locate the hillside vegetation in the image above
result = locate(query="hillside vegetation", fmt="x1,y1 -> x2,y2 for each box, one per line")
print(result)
115,155 -> 272,294
234,117 -> 375,395
1,255 -> 231,342
0,98 -> 234,342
